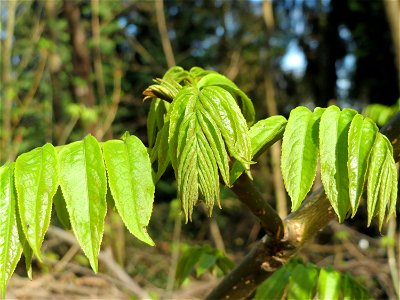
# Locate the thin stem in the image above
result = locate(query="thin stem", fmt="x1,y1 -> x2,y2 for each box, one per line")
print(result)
155,0 -> 175,68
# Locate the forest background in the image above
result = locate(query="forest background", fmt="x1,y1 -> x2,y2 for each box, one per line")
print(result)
1,0 -> 399,299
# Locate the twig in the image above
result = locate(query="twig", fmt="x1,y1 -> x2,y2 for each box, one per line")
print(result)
95,67 -> 122,140
155,0 -> 176,68
164,214 -> 182,299
91,0 -> 106,100
387,218 -> 399,299
46,226 -> 151,300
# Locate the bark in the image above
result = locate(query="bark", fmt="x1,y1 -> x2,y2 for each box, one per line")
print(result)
207,112 -> 400,299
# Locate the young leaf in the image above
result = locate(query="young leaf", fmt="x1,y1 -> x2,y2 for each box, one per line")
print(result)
230,115 -> 287,184
347,115 -> 377,216
367,133 -> 397,228
15,143 -> 58,260
281,107 -> 323,211
320,106 -> 357,222
147,98 -> 169,148
53,187 -> 71,230
317,268 -> 341,300
102,134 -> 155,246
287,263 -> 319,300
151,122 -> 171,182
0,163 -> 22,298
199,86 -> 252,173
58,135 -> 107,272
197,73 -> 255,125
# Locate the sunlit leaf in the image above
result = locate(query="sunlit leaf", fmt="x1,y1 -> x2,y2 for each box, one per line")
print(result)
282,107 -> 324,210
0,163 -> 22,298
58,135 -> 107,272
199,86 -> 252,173
318,267 -> 341,300
230,115 -> 287,183
102,134 -> 155,246
347,115 -> 377,216
367,133 -> 397,228
197,73 -> 255,125
15,143 -> 58,260
151,122 -> 171,182
320,106 -> 357,222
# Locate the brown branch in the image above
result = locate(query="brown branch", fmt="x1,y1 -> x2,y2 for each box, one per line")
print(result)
207,112 -> 400,299
155,0 -> 176,68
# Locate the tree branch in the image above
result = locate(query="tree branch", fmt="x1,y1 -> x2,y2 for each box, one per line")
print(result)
207,112 -> 400,299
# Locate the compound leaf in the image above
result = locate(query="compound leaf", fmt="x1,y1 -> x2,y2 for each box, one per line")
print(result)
0,163 -> 22,298
58,135 -> 107,272
281,107 -> 323,211
320,106 -> 357,222
102,134 -> 155,245
15,143 -> 58,260
347,115 -> 377,216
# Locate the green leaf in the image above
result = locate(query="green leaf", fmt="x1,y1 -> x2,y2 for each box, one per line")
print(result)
147,98 -> 169,148
151,122 -> 171,182
320,106 -> 357,222
15,143 -> 58,260
367,133 -> 397,228
53,187 -> 71,230
347,115 -> 377,216
230,115 -> 287,184
199,86 -> 252,173
102,134 -> 155,246
318,268 -> 341,300
15,206 -> 33,279
197,73 -> 255,125
255,260 -> 296,300
58,135 -> 107,272
196,253 -> 217,277
143,78 -> 182,102
0,162 -> 22,298
287,263 -> 319,300
176,246 -> 203,285
281,107 -> 324,210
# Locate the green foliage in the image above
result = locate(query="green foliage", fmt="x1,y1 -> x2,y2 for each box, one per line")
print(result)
255,260 -> 371,300
0,133 -> 154,295
362,99 -> 400,126
0,163 -> 22,299
281,105 -> 397,225
145,67 -> 254,221
0,66 -> 398,297
175,244 -> 234,286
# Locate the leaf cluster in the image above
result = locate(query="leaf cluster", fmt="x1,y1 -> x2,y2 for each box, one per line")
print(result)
0,133 -> 154,297
281,106 -> 397,226
145,66 -> 255,221
255,259 -> 371,300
